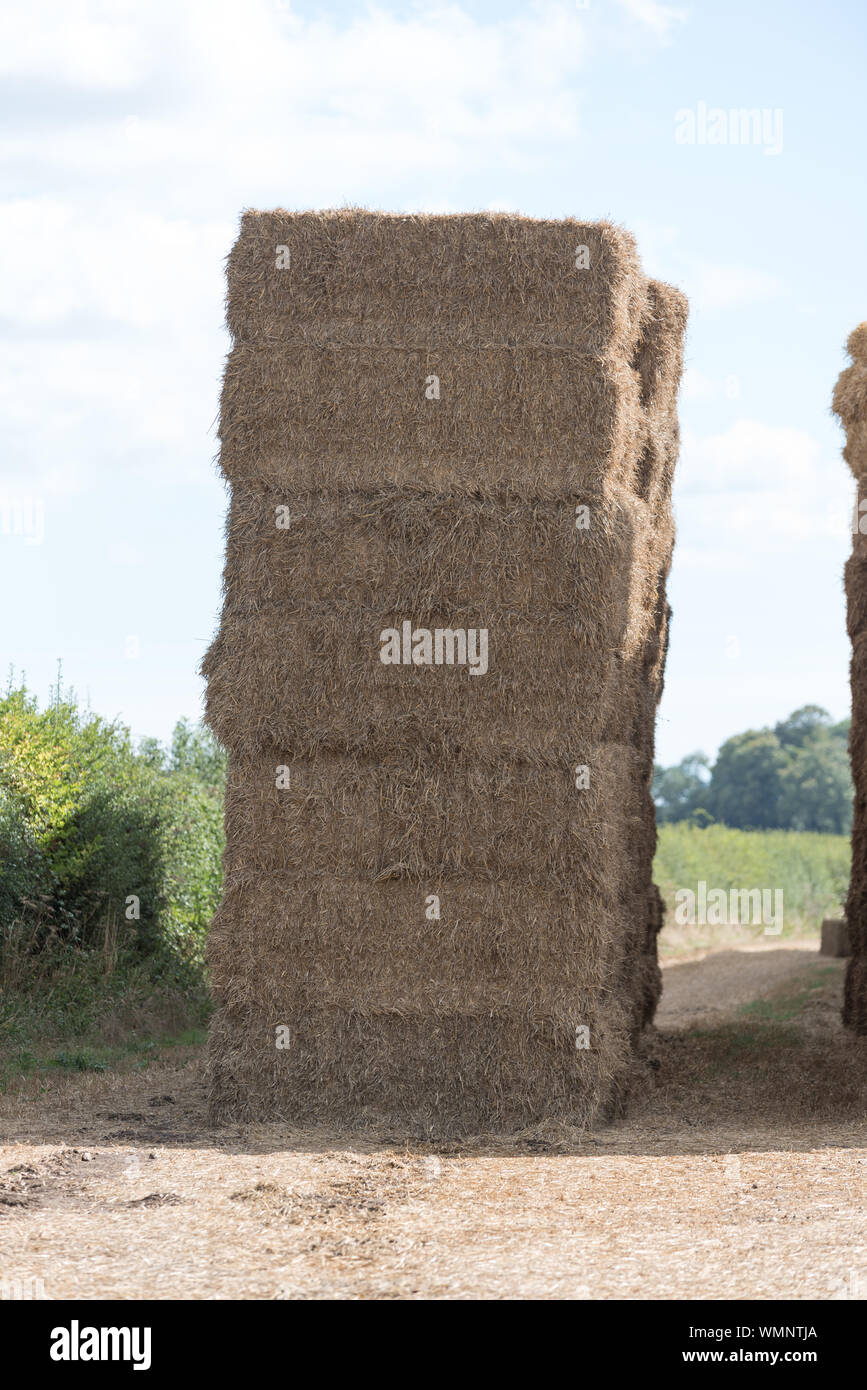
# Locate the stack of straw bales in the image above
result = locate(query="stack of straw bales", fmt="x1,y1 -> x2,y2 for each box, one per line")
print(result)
204,211 -> 687,1132
834,323 -> 867,1034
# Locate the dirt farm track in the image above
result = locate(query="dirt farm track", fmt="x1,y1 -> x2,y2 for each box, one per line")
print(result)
2,943 -> 866,1301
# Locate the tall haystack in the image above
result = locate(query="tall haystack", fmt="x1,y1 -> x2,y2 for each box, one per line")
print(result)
204,210 -> 687,1132
834,323 -> 867,1034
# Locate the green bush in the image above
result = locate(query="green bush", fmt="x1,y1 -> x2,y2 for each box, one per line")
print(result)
0,680 -> 225,1055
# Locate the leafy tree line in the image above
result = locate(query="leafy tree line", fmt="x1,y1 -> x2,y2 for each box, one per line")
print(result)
653,706 -> 852,834
0,675 -> 226,995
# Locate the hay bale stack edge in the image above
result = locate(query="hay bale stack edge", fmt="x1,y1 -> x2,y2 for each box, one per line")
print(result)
204,210 -> 688,1132
835,323 -> 867,1034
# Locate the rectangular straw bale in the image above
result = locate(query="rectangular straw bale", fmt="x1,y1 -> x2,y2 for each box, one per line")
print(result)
605,283 -> 685,1031
610,882 -> 658,1034
833,326 -> 867,468
220,744 -> 642,885
637,883 -> 666,1026
218,344 -> 644,496
202,605 -> 632,762
208,875 -> 631,1017
226,209 -> 647,355
204,484 -> 669,762
631,287 -> 686,503
220,485 -> 646,628
633,281 -> 689,420
207,1002 -> 634,1132
848,630 -> 867,789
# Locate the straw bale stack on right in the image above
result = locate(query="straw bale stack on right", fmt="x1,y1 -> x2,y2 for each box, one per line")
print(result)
834,323 -> 867,1033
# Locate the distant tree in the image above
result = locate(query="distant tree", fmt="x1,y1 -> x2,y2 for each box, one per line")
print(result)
651,706 -> 853,833
652,753 -> 711,823
829,716 -> 851,745
709,730 -> 788,830
168,719 -> 226,792
777,736 -> 852,834
137,736 -> 166,770
774,705 -> 833,749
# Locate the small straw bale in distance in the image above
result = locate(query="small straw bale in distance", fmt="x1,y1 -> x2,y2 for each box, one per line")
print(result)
204,209 -> 688,1132
834,323 -> 867,1033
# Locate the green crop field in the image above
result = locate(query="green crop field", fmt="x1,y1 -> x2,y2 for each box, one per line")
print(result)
654,822 -> 850,956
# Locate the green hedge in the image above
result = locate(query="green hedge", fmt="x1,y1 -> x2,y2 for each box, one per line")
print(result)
0,682 -> 224,981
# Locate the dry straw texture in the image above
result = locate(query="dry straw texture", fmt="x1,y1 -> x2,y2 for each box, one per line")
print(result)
834,323 -> 867,1033
204,605 -> 651,761
225,210 -> 645,352
219,345 -> 646,495
205,209 -> 687,1132
220,745 -> 642,885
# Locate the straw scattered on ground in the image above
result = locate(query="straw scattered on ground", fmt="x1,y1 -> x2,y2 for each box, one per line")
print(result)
2,942 -> 865,1300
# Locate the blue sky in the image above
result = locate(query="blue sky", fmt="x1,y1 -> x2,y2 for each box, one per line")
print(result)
1,0 -> 865,766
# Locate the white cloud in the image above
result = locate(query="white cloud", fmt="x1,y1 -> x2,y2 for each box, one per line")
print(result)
0,334 -> 221,495
0,200 -> 231,328
679,420 -> 819,493
675,420 -> 851,546
615,0 -> 687,40
0,0 -> 143,88
0,1 -> 590,200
